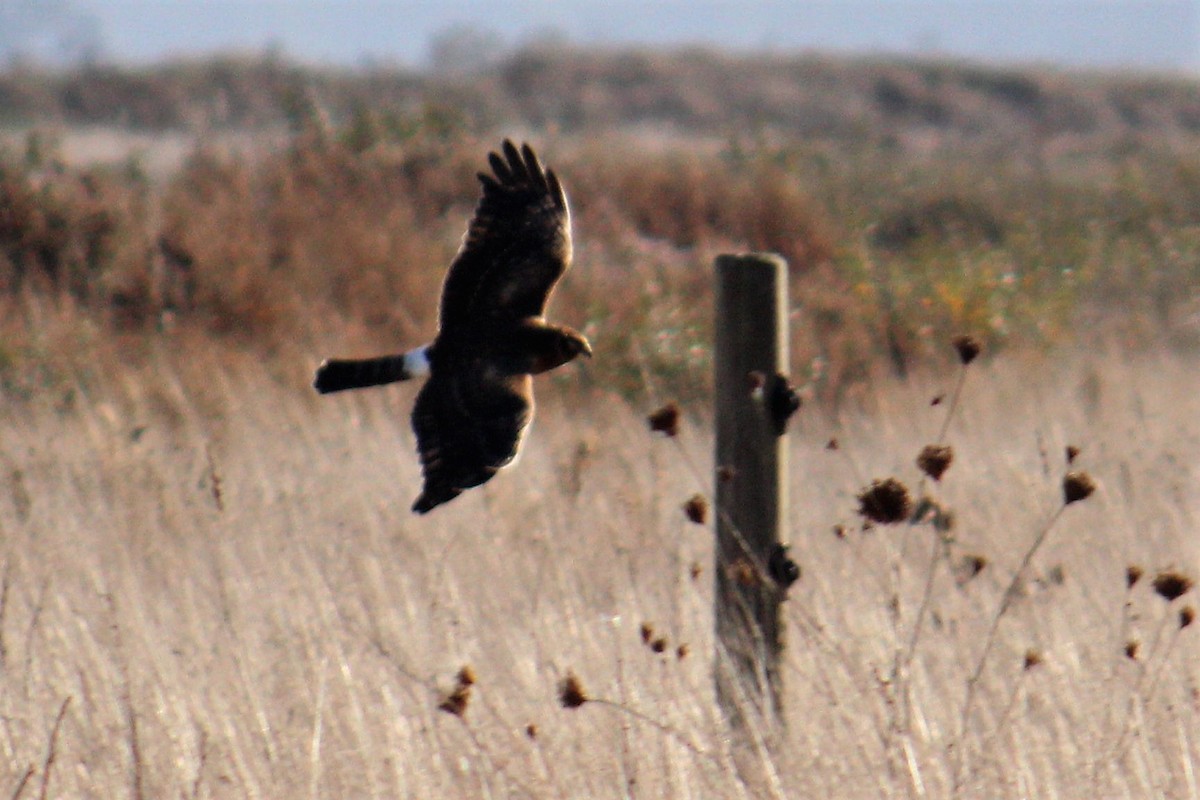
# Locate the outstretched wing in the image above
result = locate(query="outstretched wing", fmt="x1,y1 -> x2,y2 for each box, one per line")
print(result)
438,140 -> 572,334
409,368 -> 533,514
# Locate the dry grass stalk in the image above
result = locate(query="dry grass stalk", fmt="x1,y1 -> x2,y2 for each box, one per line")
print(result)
35,697 -> 71,800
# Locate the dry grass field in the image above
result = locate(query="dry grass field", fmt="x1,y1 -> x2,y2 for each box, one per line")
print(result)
1,325 -> 1198,798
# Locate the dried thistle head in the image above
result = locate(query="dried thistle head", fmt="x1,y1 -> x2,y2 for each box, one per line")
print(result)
683,494 -> 708,525
957,554 -> 989,584
558,672 -> 588,709
1062,471 -> 1096,505
952,334 -> 981,365
647,403 -> 680,437
917,444 -> 954,481
1181,606 -> 1196,630
1124,640 -> 1141,660
438,685 -> 471,717
525,723 -> 538,739
717,465 -> 736,483
1153,570 -> 1194,602
833,524 -> 848,539
1126,565 -> 1144,589
676,643 -> 689,660
727,557 -> 761,588
650,637 -> 668,654
438,664 -> 477,716
1065,445 -> 1081,465
825,437 -> 839,451
689,561 -> 703,581
640,622 -> 654,644
1023,649 -> 1043,671
856,477 -> 913,524
456,665 -> 476,687
930,394 -> 945,406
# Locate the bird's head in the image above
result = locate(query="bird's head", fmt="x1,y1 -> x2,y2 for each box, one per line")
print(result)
561,329 -> 593,362
529,326 -> 591,374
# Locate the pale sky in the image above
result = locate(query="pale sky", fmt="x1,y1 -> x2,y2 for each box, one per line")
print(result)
22,1 -> 1200,69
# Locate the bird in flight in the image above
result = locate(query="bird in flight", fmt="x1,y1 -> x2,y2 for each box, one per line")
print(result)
313,140 -> 591,513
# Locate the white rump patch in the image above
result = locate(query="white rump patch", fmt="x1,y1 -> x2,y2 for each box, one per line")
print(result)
404,346 -> 432,377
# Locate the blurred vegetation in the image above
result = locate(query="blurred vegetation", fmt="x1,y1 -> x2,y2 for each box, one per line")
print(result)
2,46 -> 1200,403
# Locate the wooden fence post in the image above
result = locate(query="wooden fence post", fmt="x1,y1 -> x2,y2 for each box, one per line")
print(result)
714,252 -> 789,725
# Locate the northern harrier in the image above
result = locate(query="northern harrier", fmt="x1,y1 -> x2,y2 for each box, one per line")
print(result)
313,141 -> 591,513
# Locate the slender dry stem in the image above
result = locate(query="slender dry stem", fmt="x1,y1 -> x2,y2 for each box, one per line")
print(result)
36,697 -> 71,800
954,504 -> 1066,783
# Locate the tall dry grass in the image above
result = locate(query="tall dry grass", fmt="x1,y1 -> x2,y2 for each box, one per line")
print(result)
5,116 -> 1200,407
1,329 -> 1197,798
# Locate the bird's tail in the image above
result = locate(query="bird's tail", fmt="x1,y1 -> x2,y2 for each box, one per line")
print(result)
313,349 -> 429,394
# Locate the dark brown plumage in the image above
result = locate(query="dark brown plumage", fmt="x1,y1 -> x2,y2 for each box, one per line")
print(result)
313,140 -> 590,514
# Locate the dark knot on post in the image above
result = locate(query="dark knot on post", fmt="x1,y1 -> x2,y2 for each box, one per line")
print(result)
749,371 -> 801,436
768,543 -> 801,590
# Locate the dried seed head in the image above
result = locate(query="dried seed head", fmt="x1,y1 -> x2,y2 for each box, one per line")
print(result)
1126,565 -> 1144,589
1124,640 -> 1141,660
1023,649 -> 1043,671
716,465 -> 736,483
1062,471 -> 1096,505
1065,445 -> 1081,465
917,444 -> 954,481
856,478 -> 913,524
525,723 -> 538,739
930,394 -> 945,406
650,637 -> 668,653
768,543 -> 801,588
952,334 -> 982,365
689,561 -> 703,580
559,672 -> 588,709
825,437 -> 839,450
640,622 -> 654,644
1153,570 -> 1194,602
833,524 -> 848,539
439,685 -> 471,717
647,403 -> 680,437
957,554 -> 989,584
683,494 -> 708,525
1181,606 -> 1196,629
456,665 -> 476,687
727,557 -> 761,587
676,643 -> 689,660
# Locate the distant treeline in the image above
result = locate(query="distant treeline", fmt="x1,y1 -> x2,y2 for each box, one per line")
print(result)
3,46 -> 1200,144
